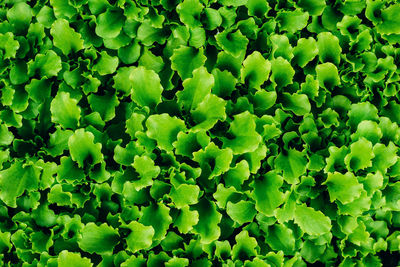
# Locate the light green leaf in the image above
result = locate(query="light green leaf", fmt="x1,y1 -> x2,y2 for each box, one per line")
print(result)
125,221 -> 155,253
0,161 -> 41,208
50,92 -> 81,129
275,149 -> 307,184
281,93 -> 311,116
68,129 -> 103,167
226,200 -> 257,225
176,0 -> 204,27
222,111 -> 262,154
78,223 -> 119,254
170,184 -> 201,208
193,142 -> 233,179
95,8 -> 125,39
58,250 -> 93,267
344,138 -> 374,172
171,46 -> 206,80
241,51 -> 271,88
177,67 -> 214,111
146,114 -> 186,151
323,172 -> 364,204
316,63 -> 340,90
270,57 -> 295,88
251,171 -> 285,216
50,19 -> 83,55
93,51 -> 119,75
294,204 -> 332,235
130,66 -> 163,108
317,32 -> 341,65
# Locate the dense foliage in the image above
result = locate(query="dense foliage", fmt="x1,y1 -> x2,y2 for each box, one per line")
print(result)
0,0 -> 400,266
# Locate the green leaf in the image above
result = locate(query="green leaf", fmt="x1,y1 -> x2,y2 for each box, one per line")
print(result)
118,40 -> 141,65
351,120 -> 382,144
9,61 -> 28,85
192,199 -> 222,244
246,0 -> 270,17
275,149 -> 307,184
0,231 -> 12,254
222,111 -> 262,154
37,5 -> 56,28
58,250 -> 93,267
95,8 -> 125,39
270,57 -> 295,88
174,206 -> 199,234
371,142 -> 398,173
139,203 -> 172,242
129,66 -> 163,108
344,138 -> 374,172
281,93 -> 311,116
113,67 -> 134,95
28,50 -> 62,78
294,204 -> 332,235
139,49 -> 165,73
0,32 -> 19,59
223,160 -> 250,190
323,172 -> 364,204
253,90 -> 277,112
88,92 -> 119,122
292,37 -> 318,67
0,161 -> 41,208
211,69 -> 237,98
226,200 -> 257,225
177,67 -> 214,111
173,130 -> 210,157
317,32 -> 341,65
126,112 -> 146,139
241,51 -> 271,88
93,51 -> 119,75
6,2 -> 32,31
376,4 -> 400,35
146,114 -> 186,151
0,124 -> 14,146
277,10 -> 309,33
270,34 -> 293,61
50,19 -> 83,55
219,0 -> 248,6
232,230 -> 258,260
48,184 -> 72,206
50,0 -> 77,19
45,127 -> 73,157
50,92 -> 81,129
132,155 -> 160,190
165,257 -> 189,267
57,156 -> 85,183
347,102 -> 379,130
171,46 -> 206,80
25,78 -> 52,103
176,0 -> 204,27
68,129 -> 103,167
170,184 -> 201,208
337,190 -> 371,217
316,63 -> 340,90
266,224 -> 295,254
78,223 -> 119,254
193,142 -> 233,179
251,171 -> 285,216
203,8 -> 222,30
298,0 -> 326,15
125,221 -> 155,253
216,29 -> 249,57
191,94 -> 227,130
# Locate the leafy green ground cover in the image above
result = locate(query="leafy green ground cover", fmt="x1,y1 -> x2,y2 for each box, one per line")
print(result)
0,0 -> 400,266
